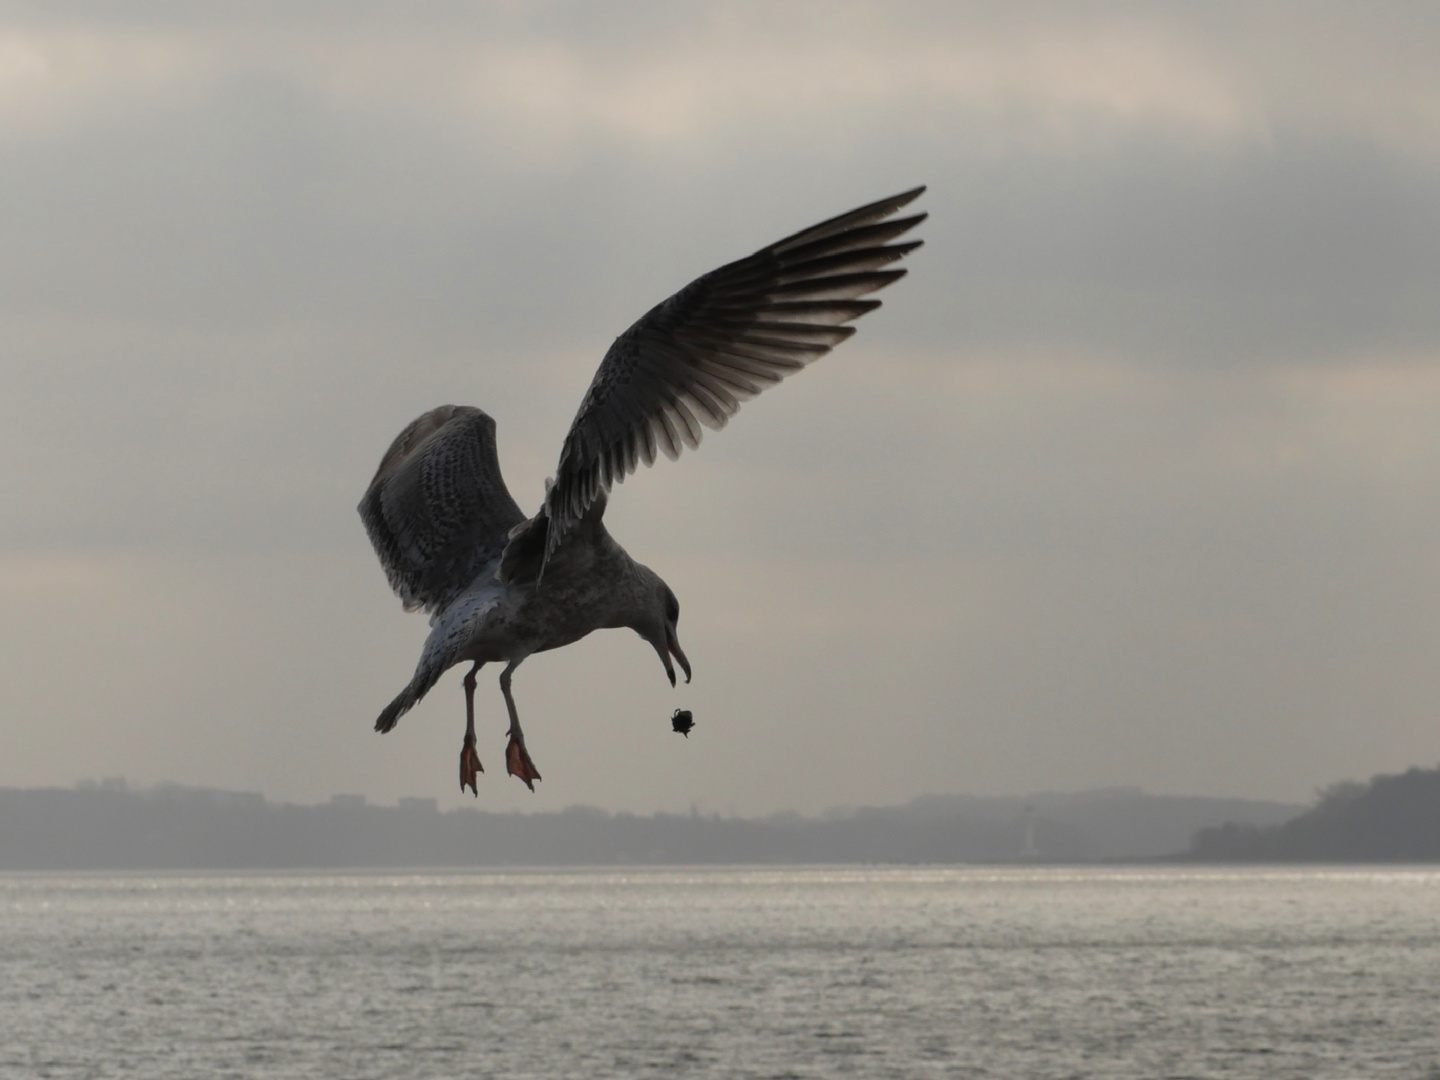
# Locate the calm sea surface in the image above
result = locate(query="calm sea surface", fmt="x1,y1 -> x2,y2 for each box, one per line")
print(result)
2,866 -> 1438,1079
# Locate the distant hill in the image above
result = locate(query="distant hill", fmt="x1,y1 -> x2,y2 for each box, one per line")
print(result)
0,781 -> 1299,869
1187,764 -> 1440,861
897,789 -> 1300,860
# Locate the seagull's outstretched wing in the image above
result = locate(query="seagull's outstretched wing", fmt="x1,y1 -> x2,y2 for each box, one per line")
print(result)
359,404 -> 526,614
543,186 -> 926,566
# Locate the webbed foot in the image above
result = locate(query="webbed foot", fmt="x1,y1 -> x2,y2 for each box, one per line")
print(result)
505,731 -> 542,792
460,734 -> 484,796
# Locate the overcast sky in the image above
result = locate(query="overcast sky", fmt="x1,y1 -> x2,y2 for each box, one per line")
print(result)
3,1 -> 1439,814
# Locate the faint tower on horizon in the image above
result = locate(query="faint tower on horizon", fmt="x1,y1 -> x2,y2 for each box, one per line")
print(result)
1019,805 -> 1041,860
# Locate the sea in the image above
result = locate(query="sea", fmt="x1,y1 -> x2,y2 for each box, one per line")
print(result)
2,866 -> 1438,1079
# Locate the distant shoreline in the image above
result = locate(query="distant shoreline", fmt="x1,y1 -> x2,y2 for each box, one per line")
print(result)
16,766 -> 1435,869
2,782 -> 1303,870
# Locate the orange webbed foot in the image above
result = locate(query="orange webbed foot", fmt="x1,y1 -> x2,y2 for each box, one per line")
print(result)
460,736 -> 484,796
505,733 -> 542,792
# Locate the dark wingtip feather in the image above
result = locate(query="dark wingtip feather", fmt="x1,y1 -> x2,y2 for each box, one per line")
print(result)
771,186 -> 928,255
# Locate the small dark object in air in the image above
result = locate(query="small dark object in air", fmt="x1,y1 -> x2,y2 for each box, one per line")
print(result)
671,709 -> 695,737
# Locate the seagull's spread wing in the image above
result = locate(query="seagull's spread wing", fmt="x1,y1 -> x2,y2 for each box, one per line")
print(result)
359,404 -> 526,613
543,186 -> 926,565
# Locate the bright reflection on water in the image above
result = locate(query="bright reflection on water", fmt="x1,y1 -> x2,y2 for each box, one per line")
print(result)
3,866 -> 1439,1078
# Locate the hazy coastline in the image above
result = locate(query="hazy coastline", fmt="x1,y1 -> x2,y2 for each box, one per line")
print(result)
2,780 -> 1300,869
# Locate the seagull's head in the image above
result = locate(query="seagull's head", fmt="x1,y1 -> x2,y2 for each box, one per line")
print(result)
632,570 -> 691,687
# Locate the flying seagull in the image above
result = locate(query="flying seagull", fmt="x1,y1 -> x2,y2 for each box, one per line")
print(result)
359,187 -> 926,793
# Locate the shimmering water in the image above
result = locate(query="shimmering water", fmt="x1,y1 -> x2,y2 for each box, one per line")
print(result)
2,866 -> 1439,1079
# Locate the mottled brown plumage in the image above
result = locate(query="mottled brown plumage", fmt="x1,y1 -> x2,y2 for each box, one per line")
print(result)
359,188 -> 925,791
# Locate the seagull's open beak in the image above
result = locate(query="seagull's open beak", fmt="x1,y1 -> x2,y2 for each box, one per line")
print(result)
667,628 -> 691,686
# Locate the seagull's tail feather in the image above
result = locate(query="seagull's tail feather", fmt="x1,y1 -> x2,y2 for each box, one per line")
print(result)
376,588 -> 501,734
374,658 -> 447,734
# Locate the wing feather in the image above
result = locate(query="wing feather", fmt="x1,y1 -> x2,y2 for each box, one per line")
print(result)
358,405 -> 526,613
542,187 -> 926,564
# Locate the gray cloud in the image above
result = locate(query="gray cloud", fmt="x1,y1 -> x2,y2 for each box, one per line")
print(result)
3,2 -> 1440,812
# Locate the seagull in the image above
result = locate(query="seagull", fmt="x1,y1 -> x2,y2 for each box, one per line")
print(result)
359,187 -> 925,793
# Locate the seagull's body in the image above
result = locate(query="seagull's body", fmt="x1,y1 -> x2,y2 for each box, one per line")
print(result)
359,187 -> 926,792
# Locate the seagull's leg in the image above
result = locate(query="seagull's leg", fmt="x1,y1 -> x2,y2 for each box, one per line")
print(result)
499,659 -> 542,792
459,661 -> 485,796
